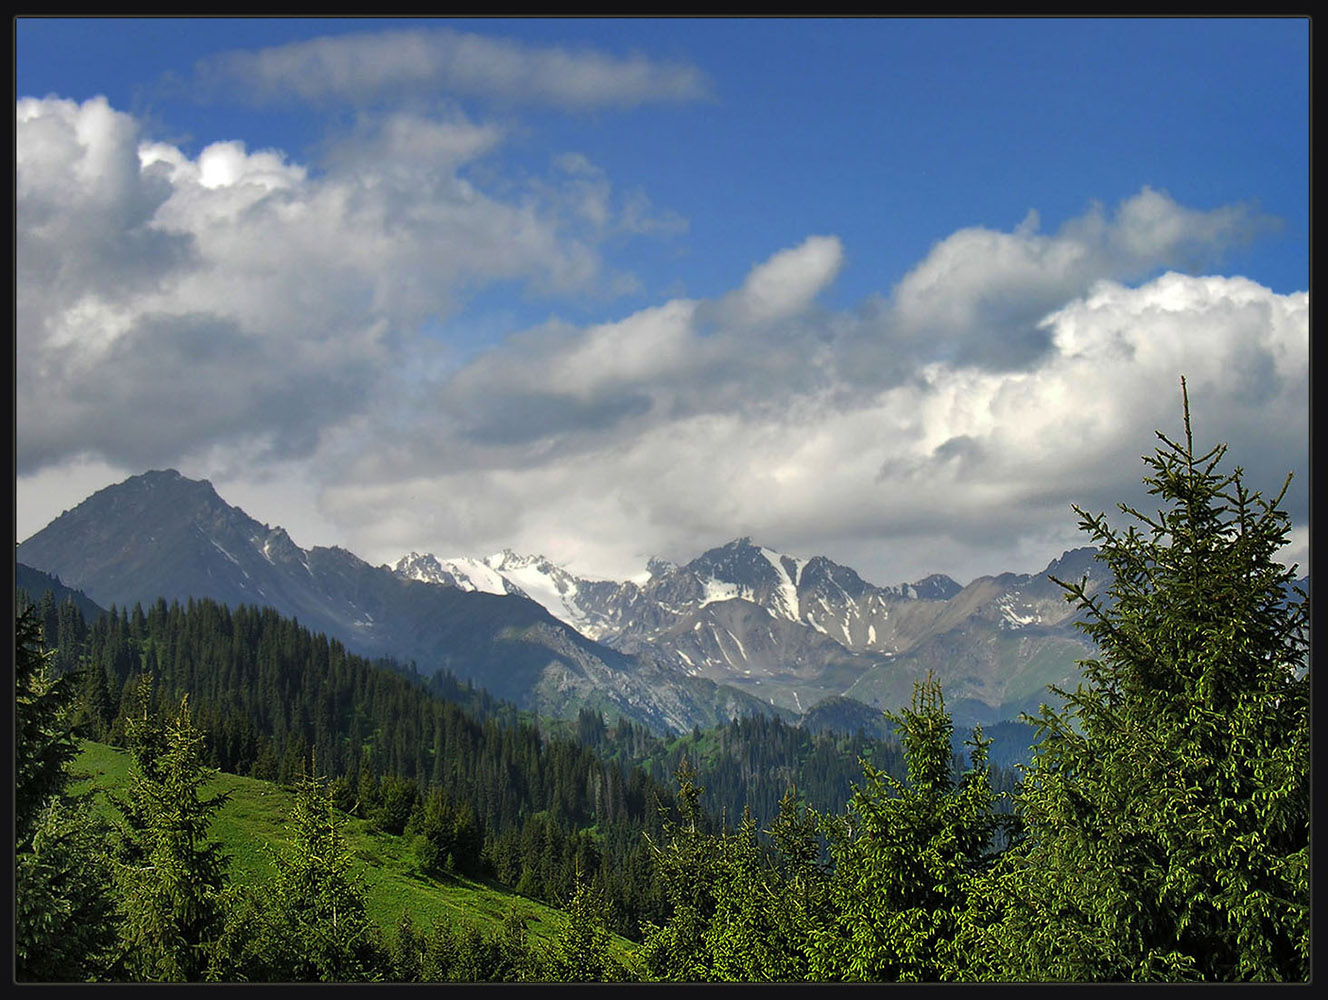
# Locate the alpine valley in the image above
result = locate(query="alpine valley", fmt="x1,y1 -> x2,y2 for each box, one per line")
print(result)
17,469 -> 1108,734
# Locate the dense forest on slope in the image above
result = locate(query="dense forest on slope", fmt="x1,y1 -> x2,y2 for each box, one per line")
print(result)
16,581 -> 955,941
14,587 -> 676,936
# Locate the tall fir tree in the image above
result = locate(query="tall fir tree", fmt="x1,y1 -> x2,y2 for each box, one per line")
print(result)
809,674 -> 1008,982
968,380 -> 1310,981
545,876 -> 621,982
15,605 -> 80,844
110,688 -> 231,981
14,606 -> 118,981
211,761 -> 386,982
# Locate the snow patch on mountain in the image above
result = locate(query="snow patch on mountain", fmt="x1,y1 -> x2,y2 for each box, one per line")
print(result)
997,594 -> 1042,629
393,549 -> 620,639
760,545 -> 803,620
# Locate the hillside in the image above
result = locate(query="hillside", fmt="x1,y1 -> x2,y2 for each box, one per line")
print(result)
68,741 -> 615,954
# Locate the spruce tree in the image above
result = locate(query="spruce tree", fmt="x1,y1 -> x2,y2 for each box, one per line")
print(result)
809,674 -> 1008,982
14,606 -> 118,981
15,605 -> 80,844
212,762 -> 385,982
971,381 -> 1310,981
636,758 -> 723,980
110,689 -> 231,981
545,876 -> 619,981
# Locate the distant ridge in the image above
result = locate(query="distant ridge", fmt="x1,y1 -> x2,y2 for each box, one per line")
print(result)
16,562 -> 107,621
19,468 -> 1185,731
16,470 -> 774,734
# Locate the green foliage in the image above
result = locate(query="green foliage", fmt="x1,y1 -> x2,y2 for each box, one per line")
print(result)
696,806 -> 816,982
211,764 -> 386,981
15,605 -> 81,845
33,595 -> 679,936
388,904 -> 547,981
637,765 -> 828,982
409,786 -> 484,878
109,689 -> 232,981
970,381 -> 1310,982
14,605 -> 118,981
15,798 -> 119,981
810,674 -> 1008,982
545,877 -> 622,981
371,773 -> 419,835
636,758 -> 722,980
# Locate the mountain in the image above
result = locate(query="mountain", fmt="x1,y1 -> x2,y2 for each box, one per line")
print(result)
17,469 -> 1118,732
393,536 -> 1105,727
394,550 -> 633,642
15,470 -> 772,734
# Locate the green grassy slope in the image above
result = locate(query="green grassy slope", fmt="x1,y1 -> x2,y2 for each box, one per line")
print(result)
69,741 -> 633,956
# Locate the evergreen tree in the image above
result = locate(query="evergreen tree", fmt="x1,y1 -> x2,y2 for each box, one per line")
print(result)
545,877 -> 621,982
698,806 -> 812,982
110,690 -> 231,981
15,798 -> 118,981
15,605 -> 80,844
970,381 -> 1310,981
212,763 -> 386,982
809,674 -> 1008,982
14,606 -> 117,981
636,758 -> 722,980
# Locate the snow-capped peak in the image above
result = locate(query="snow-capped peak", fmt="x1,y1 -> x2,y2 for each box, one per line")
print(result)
392,549 -> 621,639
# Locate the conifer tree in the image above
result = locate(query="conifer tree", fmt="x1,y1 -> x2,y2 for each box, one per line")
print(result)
110,689 -> 231,981
699,806 -> 813,982
14,606 -> 117,981
545,876 -> 620,981
970,381 -> 1310,981
636,758 -> 721,980
809,674 -> 1008,982
15,606 -> 80,844
212,762 -> 385,982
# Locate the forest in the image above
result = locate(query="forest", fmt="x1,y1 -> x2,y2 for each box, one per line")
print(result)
14,394 -> 1309,982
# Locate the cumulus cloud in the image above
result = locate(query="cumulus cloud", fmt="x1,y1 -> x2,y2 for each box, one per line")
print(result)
16,95 -> 669,477
197,27 -> 711,110
323,266 -> 1306,585
886,188 -> 1274,370
711,235 -> 844,328
15,93 -> 1306,587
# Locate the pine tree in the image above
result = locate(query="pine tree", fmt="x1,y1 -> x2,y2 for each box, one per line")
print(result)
636,758 -> 721,981
971,380 -> 1310,981
545,876 -> 619,981
15,798 -> 118,980
699,806 -> 813,982
15,606 -> 80,845
212,762 -> 385,982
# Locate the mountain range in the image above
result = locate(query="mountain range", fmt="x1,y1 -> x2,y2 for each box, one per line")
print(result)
18,469 -> 1109,732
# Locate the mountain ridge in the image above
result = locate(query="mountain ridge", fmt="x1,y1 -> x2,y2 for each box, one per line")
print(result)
394,534 -> 1103,725
19,468 -> 1115,731
16,470 -> 776,734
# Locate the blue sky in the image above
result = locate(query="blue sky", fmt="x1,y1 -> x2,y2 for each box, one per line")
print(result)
15,17 -> 1309,586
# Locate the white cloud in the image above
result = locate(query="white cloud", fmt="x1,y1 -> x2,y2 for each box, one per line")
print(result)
320,262 -> 1306,587
714,235 -> 844,327
198,27 -> 711,110
16,92 -> 1306,587
16,95 -> 665,477
887,187 -> 1273,370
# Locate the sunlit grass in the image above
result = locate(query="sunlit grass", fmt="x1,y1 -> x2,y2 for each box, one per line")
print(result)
68,741 -> 628,955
